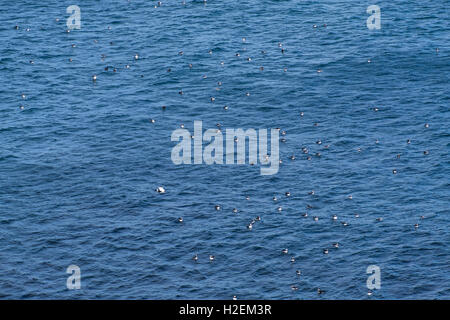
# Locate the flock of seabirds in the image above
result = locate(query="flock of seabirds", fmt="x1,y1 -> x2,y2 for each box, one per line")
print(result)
13,2 -> 438,298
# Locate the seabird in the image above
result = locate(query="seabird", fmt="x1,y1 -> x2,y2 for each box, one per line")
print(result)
156,186 -> 165,193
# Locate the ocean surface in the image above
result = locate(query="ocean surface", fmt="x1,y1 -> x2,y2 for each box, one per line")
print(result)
0,0 -> 449,299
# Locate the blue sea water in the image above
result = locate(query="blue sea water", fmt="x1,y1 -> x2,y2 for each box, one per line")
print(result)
0,0 -> 449,299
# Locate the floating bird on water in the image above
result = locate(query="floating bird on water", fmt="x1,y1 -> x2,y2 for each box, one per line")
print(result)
156,186 -> 165,194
